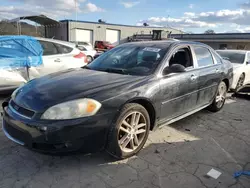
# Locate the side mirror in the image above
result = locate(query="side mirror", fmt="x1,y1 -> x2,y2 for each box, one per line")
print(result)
163,64 -> 186,75
246,61 -> 249,65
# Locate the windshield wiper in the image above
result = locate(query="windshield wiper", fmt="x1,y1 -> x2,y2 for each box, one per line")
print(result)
102,68 -> 129,75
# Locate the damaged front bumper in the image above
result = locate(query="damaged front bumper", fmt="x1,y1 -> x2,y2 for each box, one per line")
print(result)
2,99 -> 113,154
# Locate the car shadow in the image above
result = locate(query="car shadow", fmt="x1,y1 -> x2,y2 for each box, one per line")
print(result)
0,97 -> 249,187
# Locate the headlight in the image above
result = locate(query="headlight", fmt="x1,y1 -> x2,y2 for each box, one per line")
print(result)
41,98 -> 102,120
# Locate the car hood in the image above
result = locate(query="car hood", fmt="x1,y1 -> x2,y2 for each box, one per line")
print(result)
14,68 -> 144,112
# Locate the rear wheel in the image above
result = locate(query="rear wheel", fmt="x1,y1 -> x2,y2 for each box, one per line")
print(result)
106,103 -> 150,159
235,73 -> 245,91
87,56 -> 93,63
207,81 -> 227,112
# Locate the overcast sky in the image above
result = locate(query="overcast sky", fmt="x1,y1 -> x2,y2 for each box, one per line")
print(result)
1,0 -> 250,33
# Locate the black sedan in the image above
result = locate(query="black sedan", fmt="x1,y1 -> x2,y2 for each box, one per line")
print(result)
2,41 -> 233,159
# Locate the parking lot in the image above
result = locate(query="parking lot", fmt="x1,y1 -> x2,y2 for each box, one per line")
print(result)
0,95 -> 249,188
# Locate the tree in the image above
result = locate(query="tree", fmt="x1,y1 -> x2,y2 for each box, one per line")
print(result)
204,29 -> 215,34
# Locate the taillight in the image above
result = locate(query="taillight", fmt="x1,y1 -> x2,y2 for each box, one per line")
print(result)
74,52 -> 88,63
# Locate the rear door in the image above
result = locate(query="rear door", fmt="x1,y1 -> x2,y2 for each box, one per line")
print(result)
192,45 -> 222,106
29,40 -> 64,78
29,40 -> 82,79
159,45 -> 199,122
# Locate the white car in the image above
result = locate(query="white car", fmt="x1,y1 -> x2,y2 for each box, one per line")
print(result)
30,38 -> 88,78
72,41 -> 97,63
0,37 -> 88,92
217,50 -> 250,90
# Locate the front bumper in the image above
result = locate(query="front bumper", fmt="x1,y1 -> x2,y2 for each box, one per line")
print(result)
2,100 -> 115,153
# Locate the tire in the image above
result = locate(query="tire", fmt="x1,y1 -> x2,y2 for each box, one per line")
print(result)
87,56 -> 93,63
235,73 -> 245,91
207,81 -> 227,112
106,103 -> 150,159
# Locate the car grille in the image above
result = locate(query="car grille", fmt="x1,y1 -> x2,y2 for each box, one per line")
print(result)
3,120 -> 31,144
9,100 -> 35,118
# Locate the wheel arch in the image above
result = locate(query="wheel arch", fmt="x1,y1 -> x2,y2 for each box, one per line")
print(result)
121,97 -> 157,131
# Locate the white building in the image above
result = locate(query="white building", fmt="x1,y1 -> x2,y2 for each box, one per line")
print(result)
45,20 -> 183,45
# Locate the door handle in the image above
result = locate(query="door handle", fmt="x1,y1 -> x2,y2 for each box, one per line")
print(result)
215,69 -> 220,73
54,58 -> 61,62
190,74 -> 198,81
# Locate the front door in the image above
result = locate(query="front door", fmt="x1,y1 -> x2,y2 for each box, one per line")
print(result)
159,46 -> 199,123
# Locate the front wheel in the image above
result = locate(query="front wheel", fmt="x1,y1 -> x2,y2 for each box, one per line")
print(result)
235,73 -> 245,91
106,103 -> 150,159
207,81 -> 227,112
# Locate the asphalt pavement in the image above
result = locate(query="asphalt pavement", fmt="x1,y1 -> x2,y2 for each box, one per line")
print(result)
0,95 -> 249,188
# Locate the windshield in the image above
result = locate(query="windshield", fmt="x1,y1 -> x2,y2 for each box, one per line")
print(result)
87,43 -> 169,76
217,51 -> 246,64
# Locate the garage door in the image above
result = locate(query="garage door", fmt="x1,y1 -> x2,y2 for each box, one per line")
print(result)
106,29 -> 120,45
75,29 -> 93,44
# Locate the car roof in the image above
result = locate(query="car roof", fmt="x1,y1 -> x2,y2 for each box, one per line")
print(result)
121,40 -> 210,48
35,37 -> 76,48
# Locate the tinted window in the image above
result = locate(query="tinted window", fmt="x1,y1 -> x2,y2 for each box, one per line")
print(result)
194,46 -> 214,67
216,51 -> 246,64
87,44 -> 170,76
55,44 -> 73,54
39,41 -> 58,56
169,48 -> 193,68
77,46 -> 87,51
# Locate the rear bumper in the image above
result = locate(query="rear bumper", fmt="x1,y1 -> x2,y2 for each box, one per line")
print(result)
2,101 -> 115,154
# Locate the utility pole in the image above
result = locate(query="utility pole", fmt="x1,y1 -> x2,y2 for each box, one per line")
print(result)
75,0 -> 78,22
74,0 -> 78,41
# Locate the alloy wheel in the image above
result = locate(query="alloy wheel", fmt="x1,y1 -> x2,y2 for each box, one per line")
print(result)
236,74 -> 245,90
118,111 -> 147,153
215,83 -> 227,108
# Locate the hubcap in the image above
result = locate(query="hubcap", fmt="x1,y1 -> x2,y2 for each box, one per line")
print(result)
215,83 -> 227,108
118,112 -> 147,153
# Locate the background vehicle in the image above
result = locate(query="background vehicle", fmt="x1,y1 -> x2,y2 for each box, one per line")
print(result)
94,41 -> 114,51
71,41 -> 93,49
2,41 -> 233,159
74,42 -> 97,63
0,36 -> 88,92
217,50 -> 250,90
